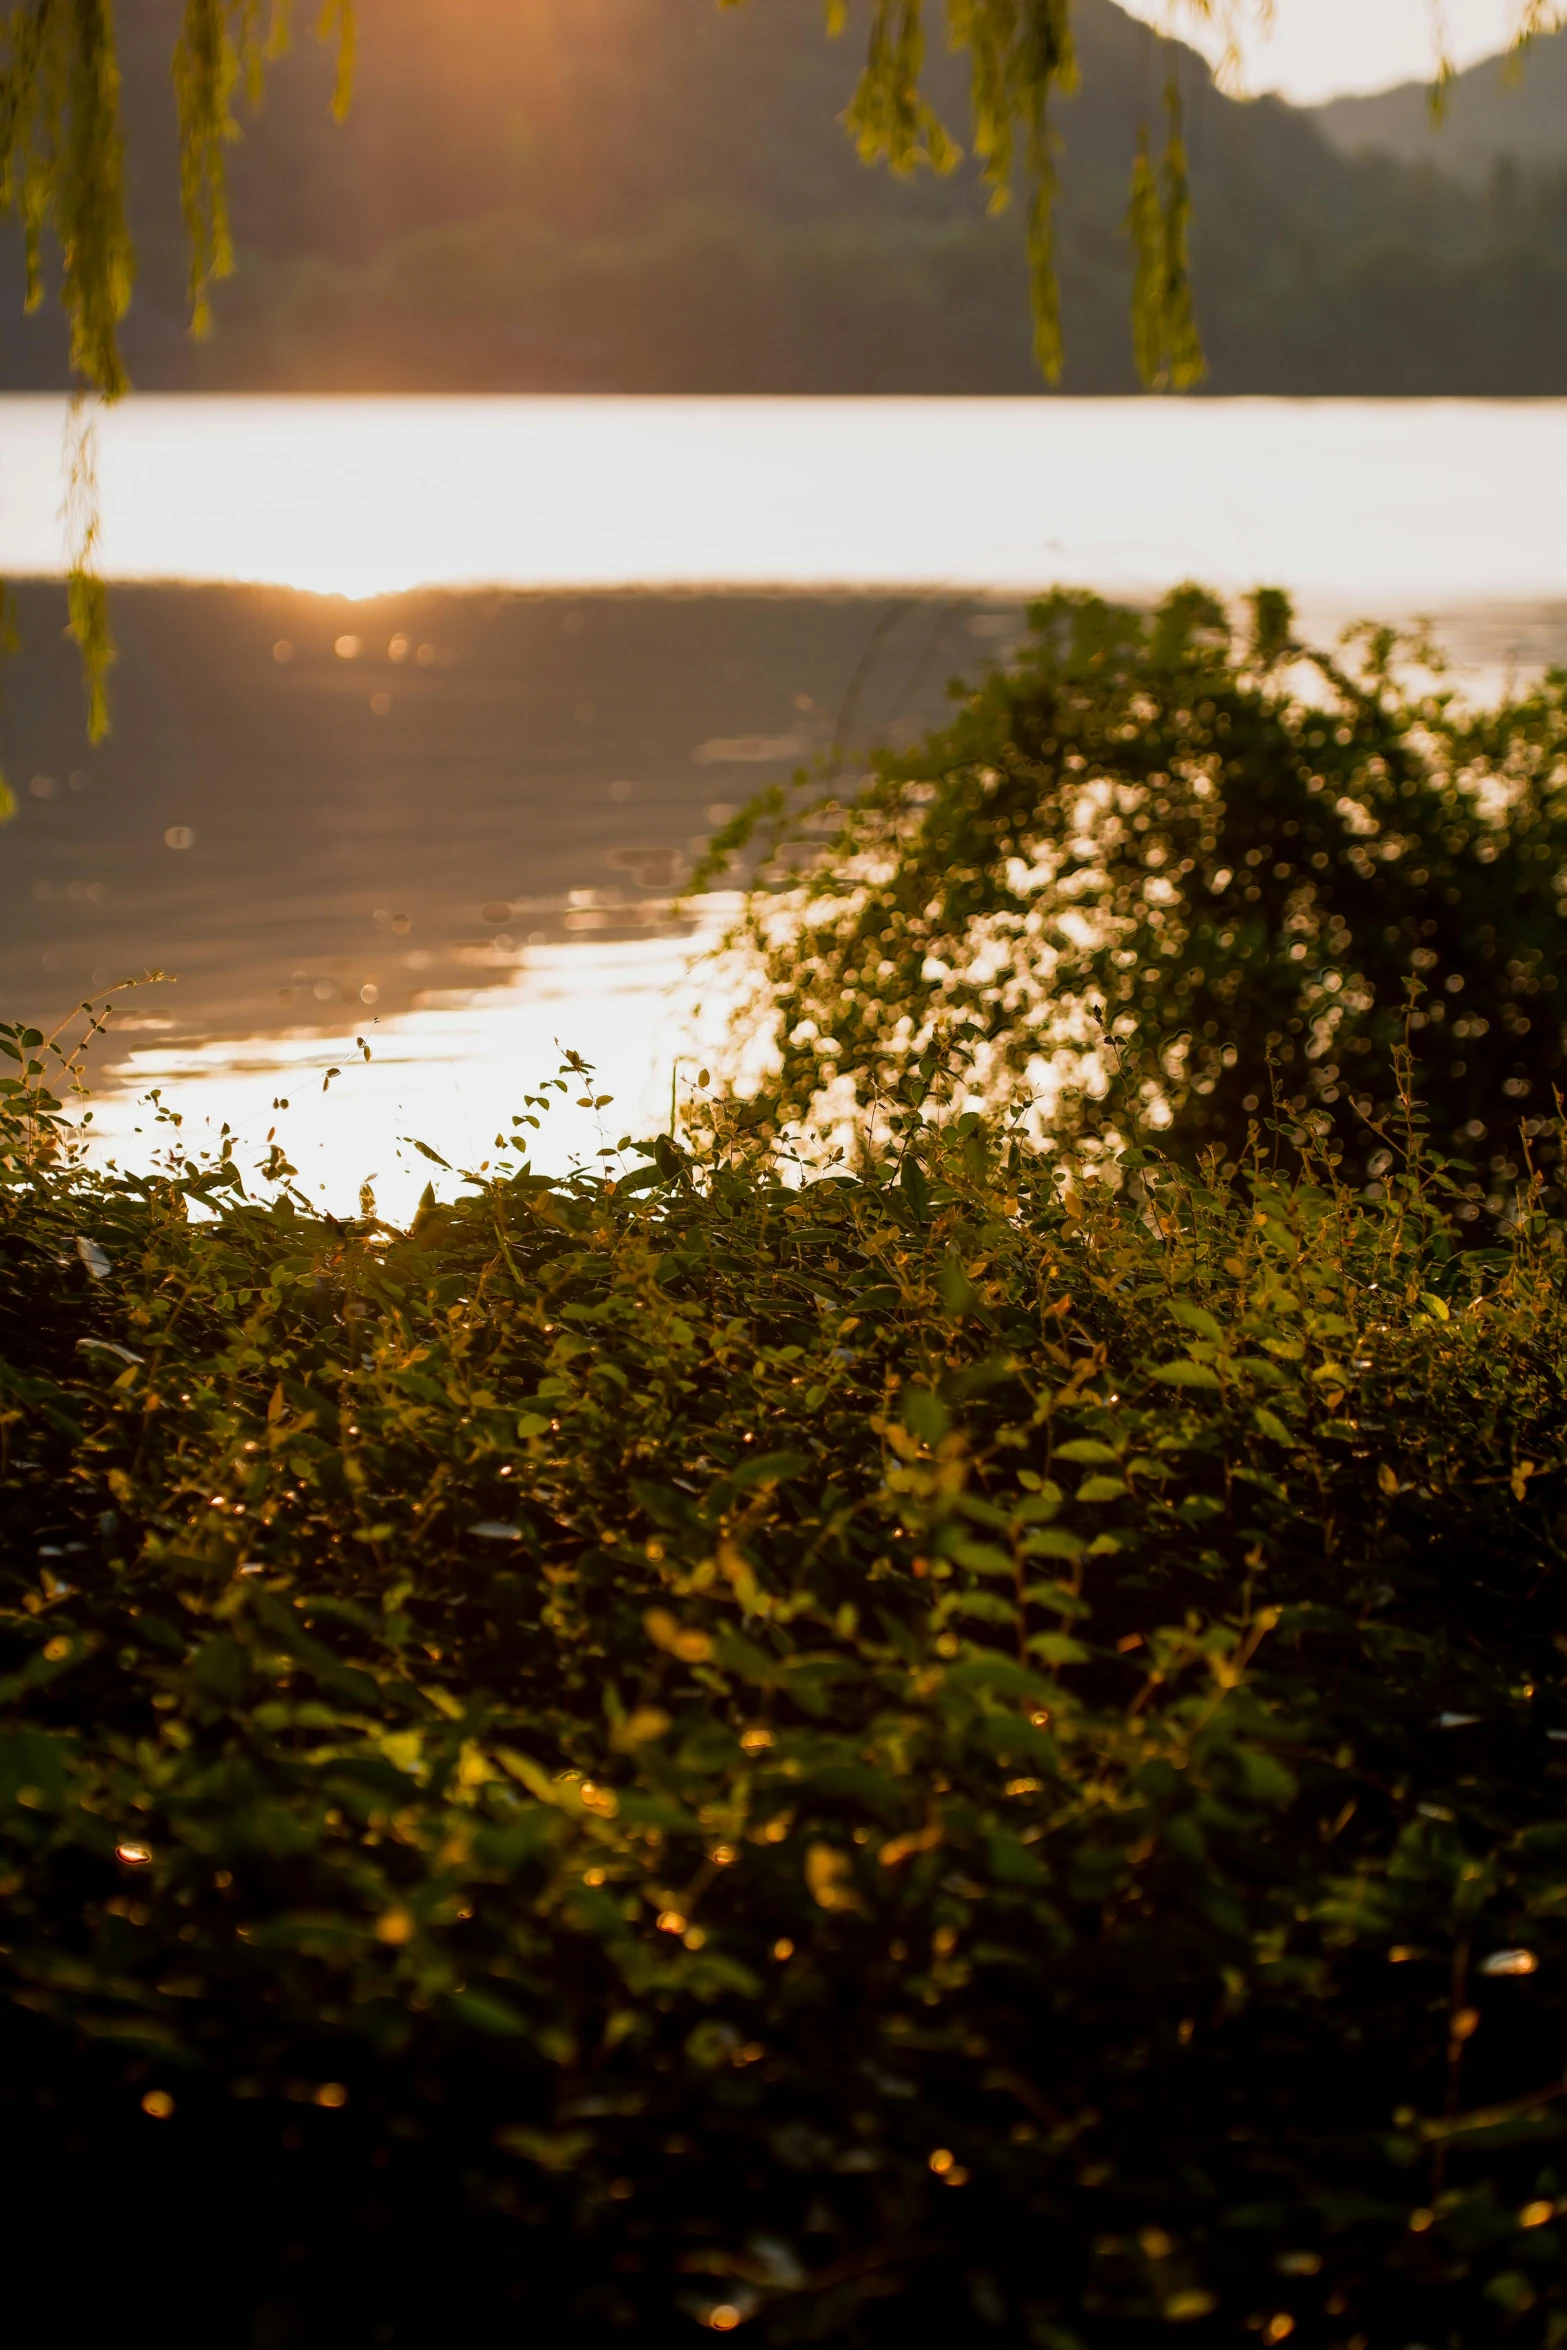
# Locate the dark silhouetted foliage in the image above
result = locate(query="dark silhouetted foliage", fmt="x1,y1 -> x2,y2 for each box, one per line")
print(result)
5,999 -> 1567,2340
721,587 -> 1567,1214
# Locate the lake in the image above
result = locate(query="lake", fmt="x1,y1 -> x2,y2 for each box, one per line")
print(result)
3,394 -> 1565,1212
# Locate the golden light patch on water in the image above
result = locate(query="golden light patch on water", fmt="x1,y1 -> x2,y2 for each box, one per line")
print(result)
83,917 -> 742,1225
1,396 -> 1565,609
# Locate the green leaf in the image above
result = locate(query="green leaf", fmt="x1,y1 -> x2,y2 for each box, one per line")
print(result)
449,1987 -> 531,2037
985,1832 -> 1050,1886
0,1730 -> 71,1809
947,1590 -> 1019,1625
1026,1632 -> 1090,1666
1484,2273 -> 1539,2318
190,1635 -> 248,1703
899,1154 -> 931,1220
1167,1298 -> 1224,1342
1054,1439 -> 1120,1464
241,1911 -> 373,1956
1020,1527 -> 1087,1560
495,2126 -> 593,2169
614,1163 -> 668,1195
943,1655 -> 1055,1701
1234,1748 -> 1297,1804
1151,1360 -> 1223,1390
1023,1580 -> 1091,1617
686,2018 -> 743,2069
901,1385 -> 949,1445
941,1253 -> 978,1313
950,1539 -> 1015,1578
1253,1406 -> 1294,1443
402,1136 -> 452,1169
725,1448 -> 810,1490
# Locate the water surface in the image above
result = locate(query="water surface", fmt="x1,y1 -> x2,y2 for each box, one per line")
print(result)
3,395 -> 1565,606
4,395 -> 1564,1211
2,583 -> 1000,1207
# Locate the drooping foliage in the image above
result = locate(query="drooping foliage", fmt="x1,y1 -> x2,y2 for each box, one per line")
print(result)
0,1 -> 1552,750
7,1013 -> 1567,2338
0,1 -> 355,377
826,0 -> 1083,379
0,0 -> 1159,406
1127,77 -> 1202,391
0,0 -> 134,394
10,0 -> 1561,418
713,587 -> 1567,1220
172,0 -> 356,337
0,0 -> 353,744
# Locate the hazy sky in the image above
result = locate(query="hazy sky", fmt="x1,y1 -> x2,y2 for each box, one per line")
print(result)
1117,1 -> 1552,104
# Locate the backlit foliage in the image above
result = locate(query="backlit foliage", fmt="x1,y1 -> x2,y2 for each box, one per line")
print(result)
717,586 -> 1567,1217
6,1016 -> 1567,2334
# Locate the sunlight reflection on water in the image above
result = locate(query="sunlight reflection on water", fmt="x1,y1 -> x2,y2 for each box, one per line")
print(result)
3,395 -> 1567,603
7,392 -> 1565,1216
82,922 -> 737,1221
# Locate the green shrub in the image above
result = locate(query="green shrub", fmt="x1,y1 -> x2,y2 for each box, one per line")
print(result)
5,1015 -> 1567,2340
716,586 -> 1567,1215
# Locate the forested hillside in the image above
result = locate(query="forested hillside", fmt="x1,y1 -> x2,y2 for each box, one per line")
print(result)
2,0 -> 1564,393
1314,22 -> 1567,184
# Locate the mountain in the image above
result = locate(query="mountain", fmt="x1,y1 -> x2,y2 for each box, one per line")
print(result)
1,0 -> 1564,394
1312,24 -> 1567,183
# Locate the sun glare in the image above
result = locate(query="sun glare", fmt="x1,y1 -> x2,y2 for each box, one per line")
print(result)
1,396 -> 1564,611
1118,0 -> 1536,103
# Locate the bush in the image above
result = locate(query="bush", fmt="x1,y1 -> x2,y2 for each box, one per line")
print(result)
717,586 -> 1567,1216
5,1016 -> 1567,2342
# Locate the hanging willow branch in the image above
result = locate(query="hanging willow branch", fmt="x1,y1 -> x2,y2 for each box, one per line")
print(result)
4,0 -> 1560,423
0,1 -> 354,368
0,0 -> 134,398
173,1 -> 354,336
0,1 -> 354,758
814,0 -> 1554,383
772,1 -> 1257,389
0,0 -> 1554,760
62,391 -> 112,740
800,0 -> 1237,386
1127,72 -> 1205,392
816,0 -> 1084,382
